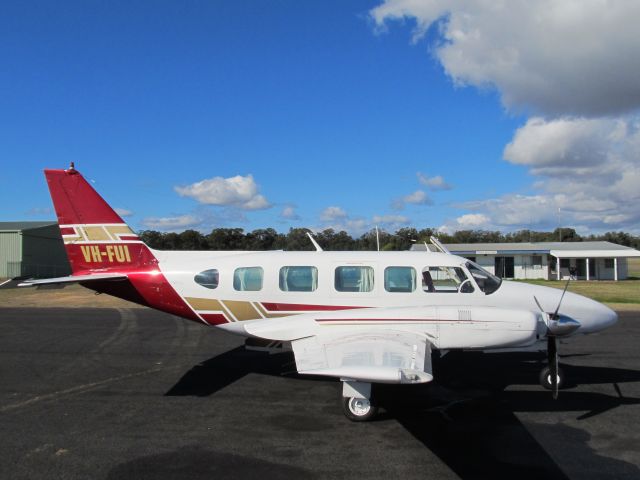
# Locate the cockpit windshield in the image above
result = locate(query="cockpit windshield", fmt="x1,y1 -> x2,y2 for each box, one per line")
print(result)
465,261 -> 502,295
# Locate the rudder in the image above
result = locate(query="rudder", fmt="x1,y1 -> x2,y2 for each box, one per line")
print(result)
45,164 -> 157,274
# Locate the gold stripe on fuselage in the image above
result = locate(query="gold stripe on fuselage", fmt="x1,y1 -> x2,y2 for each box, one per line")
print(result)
183,297 -> 295,322
222,300 -> 263,321
185,297 -> 224,311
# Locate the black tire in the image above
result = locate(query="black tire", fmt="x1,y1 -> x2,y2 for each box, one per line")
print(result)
341,396 -> 378,422
539,365 -> 565,390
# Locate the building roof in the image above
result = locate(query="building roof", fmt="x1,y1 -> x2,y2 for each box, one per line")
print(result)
411,241 -> 640,258
0,221 -> 58,232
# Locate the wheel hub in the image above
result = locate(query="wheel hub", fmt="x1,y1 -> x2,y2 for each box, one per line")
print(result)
349,398 -> 371,416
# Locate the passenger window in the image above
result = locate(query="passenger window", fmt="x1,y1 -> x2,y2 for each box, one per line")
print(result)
422,266 -> 474,293
384,266 -> 416,292
335,266 -> 374,292
194,269 -> 219,289
279,266 -> 318,292
233,267 -> 263,291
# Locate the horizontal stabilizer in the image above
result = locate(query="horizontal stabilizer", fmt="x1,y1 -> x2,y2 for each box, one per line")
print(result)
18,273 -> 128,287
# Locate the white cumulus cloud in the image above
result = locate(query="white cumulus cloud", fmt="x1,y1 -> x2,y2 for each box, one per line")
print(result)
318,207 -> 411,235
417,173 -> 452,190
280,205 -> 300,220
320,206 -> 348,221
175,174 -> 271,210
141,214 -> 202,231
371,0 -> 640,116
392,189 -> 432,210
114,208 -> 133,217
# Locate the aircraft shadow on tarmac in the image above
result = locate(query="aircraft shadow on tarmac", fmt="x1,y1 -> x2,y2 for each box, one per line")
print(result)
166,348 -> 640,480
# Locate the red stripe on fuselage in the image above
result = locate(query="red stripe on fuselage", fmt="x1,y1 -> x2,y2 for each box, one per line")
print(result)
315,318 -> 490,323
200,313 -> 228,325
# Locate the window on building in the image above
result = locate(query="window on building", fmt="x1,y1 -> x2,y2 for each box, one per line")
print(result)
194,269 -> 219,289
422,266 -> 473,293
335,266 -> 374,292
279,266 -> 318,292
604,258 -> 615,269
233,267 -> 263,291
384,266 -> 416,292
531,255 -> 542,269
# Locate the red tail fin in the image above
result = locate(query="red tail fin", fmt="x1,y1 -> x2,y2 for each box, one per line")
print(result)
44,165 -> 201,322
45,165 -> 157,275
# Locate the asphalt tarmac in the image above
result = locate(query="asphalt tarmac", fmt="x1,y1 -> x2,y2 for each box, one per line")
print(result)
0,307 -> 638,480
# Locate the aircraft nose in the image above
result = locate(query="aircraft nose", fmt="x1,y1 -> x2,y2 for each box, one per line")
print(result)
599,304 -> 618,331
562,292 -> 618,334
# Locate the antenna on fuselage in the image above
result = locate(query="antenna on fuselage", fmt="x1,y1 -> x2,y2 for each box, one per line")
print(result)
430,236 -> 451,254
306,232 -> 323,252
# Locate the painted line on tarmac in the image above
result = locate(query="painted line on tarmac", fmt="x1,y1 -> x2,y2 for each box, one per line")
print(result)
0,279 -> 12,288
0,365 -> 181,413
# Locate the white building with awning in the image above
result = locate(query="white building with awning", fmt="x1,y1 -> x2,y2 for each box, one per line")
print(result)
411,241 -> 640,281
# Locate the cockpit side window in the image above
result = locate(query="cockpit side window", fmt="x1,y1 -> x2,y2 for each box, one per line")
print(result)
422,266 -> 474,293
194,269 -> 219,289
466,261 -> 502,295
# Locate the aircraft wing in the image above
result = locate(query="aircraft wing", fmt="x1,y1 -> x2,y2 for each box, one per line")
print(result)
238,303 -> 539,384
18,273 -> 128,287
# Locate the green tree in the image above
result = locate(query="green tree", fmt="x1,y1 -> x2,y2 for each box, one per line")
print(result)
244,228 -> 283,250
207,228 -> 246,250
284,228 -> 315,251
179,229 -> 208,250
138,230 -> 165,249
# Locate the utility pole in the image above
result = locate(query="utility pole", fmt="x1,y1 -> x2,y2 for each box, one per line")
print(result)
557,207 -> 562,242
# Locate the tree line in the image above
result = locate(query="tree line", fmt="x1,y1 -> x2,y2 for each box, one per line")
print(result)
138,227 -> 640,251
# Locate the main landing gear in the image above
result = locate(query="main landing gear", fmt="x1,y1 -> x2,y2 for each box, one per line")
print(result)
341,381 -> 378,422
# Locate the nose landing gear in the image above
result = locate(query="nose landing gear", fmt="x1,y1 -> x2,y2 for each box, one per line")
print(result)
539,365 -> 565,391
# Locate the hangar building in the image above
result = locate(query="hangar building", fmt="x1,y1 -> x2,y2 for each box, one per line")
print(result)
0,222 -> 70,279
412,241 -> 640,281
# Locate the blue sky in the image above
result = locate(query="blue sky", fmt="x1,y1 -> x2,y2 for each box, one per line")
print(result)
2,1 -> 639,235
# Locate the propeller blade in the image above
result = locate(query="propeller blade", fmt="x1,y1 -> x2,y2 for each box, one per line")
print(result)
533,295 -> 545,314
553,278 -> 571,319
548,336 -> 559,400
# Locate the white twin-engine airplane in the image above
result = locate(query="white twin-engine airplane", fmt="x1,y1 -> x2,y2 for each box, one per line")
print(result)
22,164 -> 618,421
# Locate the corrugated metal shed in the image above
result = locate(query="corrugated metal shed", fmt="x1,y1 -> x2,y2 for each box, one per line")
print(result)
0,230 -> 22,277
0,222 -> 70,278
